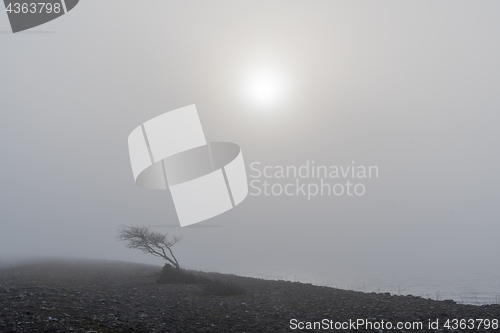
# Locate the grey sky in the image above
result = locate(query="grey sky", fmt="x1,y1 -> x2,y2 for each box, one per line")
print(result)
1,1 -> 499,283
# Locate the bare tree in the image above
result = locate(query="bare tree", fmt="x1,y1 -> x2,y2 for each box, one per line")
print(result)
117,225 -> 182,269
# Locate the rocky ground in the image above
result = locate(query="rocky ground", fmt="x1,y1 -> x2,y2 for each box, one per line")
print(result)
0,259 -> 499,332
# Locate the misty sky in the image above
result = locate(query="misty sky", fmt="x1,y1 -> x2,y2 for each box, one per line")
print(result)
1,1 -> 499,285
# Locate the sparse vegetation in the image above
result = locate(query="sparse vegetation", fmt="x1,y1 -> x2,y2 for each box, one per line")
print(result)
156,264 -> 246,295
156,264 -> 209,284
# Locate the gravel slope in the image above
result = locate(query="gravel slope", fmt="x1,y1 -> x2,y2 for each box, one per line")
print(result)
1,259 -> 499,332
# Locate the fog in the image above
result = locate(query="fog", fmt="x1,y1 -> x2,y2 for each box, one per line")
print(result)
1,1 -> 499,294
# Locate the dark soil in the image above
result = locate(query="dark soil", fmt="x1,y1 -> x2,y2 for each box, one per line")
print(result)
0,259 -> 499,332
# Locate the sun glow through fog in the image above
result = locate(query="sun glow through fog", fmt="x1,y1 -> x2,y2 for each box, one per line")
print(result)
243,67 -> 287,110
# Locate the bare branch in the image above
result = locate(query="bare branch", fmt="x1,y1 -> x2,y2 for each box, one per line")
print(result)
117,225 -> 182,269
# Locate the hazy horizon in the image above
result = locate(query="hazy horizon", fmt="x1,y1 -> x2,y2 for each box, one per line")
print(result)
1,1 -> 499,301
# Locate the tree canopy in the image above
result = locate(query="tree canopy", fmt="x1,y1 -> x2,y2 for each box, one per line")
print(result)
117,225 -> 181,269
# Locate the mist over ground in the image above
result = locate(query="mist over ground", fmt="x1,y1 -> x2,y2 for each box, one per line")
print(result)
1,1 -> 499,300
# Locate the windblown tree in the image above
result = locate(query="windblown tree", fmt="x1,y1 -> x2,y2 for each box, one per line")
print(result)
117,225 -> 182,269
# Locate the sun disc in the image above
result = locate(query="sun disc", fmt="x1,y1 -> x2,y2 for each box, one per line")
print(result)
243,68 -> 286,109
